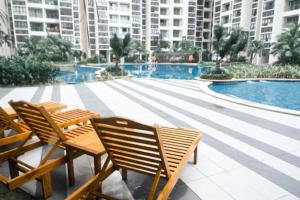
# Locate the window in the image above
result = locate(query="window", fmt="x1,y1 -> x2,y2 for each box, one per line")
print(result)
160,19 -> 167,26
16,35 -> 28,42
109,2 -> 118,11
173,8 -> 181,15
28,0 -> 42,3
13,6 -> 26,15
30,22 -> 43,31
61,8 -> 72,16
61,22 -> 73,30
173,30 -> 180,37
120,16 -> 130,23
45,0 -> 58,5
14,21 -> 28,28
46,10 -> 59,19
110,15 -> 118,23
29,8 -> 43,18
47,23 -> 60,32
160,0 -> 167,4
120,3 -> 129,11
160,8 -> 167,15
174,0 -> 181,3
173,19 -> 180,26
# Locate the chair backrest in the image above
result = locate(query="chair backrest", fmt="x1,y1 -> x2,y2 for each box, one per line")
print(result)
0,107 -> 23,133
91,117 -> 170,178
9,100 -> 66,144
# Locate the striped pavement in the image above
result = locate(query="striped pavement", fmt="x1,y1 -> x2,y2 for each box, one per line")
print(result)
0,78 -> 300,200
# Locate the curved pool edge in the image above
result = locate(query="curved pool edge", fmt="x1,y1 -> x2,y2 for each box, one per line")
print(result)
198,80 -> 300,117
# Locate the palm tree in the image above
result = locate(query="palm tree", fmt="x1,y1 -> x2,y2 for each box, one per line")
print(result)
213,25 -> 229,72
153,34 -> 170,53
247,40 -> 264,63
110,33 -> 131,68
271,23 -> 300,65
131,40 -> 147,61
229,28 -> 249,61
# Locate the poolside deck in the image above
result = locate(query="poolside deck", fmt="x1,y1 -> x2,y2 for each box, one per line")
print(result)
0,78 -> 299,200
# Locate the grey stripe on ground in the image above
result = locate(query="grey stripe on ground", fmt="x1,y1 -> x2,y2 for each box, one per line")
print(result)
30,86 -> 45,102
105,81 -> 300,198
74,84 -> 114,116
0,88 -> 13,99
51,85 -> 60,102
128,79 -> 300,141
116,80 -> 300,168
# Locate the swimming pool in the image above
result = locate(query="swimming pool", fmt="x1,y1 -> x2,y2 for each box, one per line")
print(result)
210,81 -> 300,111
59,64 -> 209,83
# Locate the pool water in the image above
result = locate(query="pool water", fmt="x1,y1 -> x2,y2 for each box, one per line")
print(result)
210,81 -> 300,111
59,64 -> 209,83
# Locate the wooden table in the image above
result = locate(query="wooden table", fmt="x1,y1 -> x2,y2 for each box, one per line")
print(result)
4,101 -> 67,119
63,124 -> 106,185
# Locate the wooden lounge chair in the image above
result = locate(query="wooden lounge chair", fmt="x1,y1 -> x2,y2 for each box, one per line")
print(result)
0,100 -> 104,199
66,117 -> 202,200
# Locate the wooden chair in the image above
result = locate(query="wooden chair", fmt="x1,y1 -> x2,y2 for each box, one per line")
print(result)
0,106 -> 31,147
66,117 -> 202,200
0,101 -> 66,144
0,100 -> 104,199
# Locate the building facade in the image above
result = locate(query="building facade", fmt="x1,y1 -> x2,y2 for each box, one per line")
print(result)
0,0 -> 13,56
8,0 -> 83,50
212,0 -> 300,64
6,0 -> 214,60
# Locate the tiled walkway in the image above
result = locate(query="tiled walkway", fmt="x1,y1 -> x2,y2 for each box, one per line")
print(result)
0,78 -> 300,200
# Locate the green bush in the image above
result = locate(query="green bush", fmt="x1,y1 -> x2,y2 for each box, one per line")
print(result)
200,68 -> 233,80
226,64 -> 300,79
86,54 -> 106,64
0,56 -> 59,86
105,66 -> 128,76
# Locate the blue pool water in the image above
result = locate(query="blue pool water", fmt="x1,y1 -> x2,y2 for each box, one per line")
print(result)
210,81 -> 300,111
59,64 -> 209,83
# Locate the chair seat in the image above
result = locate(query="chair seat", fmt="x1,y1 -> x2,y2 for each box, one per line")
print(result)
64,124 -> 105,156
159,127 -> 201,174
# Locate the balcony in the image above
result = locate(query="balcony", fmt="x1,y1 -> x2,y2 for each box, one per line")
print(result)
287,0 -> 300,11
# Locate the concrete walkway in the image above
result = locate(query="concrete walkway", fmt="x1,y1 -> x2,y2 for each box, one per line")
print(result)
1,78 -> 300,200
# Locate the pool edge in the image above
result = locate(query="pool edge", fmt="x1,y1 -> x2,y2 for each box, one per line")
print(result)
198,80 -> 300,117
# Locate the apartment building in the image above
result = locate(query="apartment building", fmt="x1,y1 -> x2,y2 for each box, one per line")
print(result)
213,0 -> 300,64
6,0 -> 213,60
8,0 -> 82,50
0,0 -> 13,56
144,0 -> 213,52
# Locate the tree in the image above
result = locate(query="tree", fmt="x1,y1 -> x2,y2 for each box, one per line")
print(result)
153,34 -> 170,53
19,35 -> 73,62
213,25 -> 229,72
247,40 -> 264,63
271,23 -> 300,65
213,25 -> 249,72
110,33 -> 131,68
229,28 -> 248,61
131,40 -> 148,61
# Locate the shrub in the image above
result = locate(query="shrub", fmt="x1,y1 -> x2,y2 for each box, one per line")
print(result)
226,64 -> 300,79
0,56 -> 59,86
200,68 -> 233,80
86,54 -> 106,64
105,66 -> 128,76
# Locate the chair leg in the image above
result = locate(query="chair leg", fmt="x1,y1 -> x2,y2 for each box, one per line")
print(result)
194,146 -> 198,165
147,166 -> 162,200
94,155 -> 102,194
121,168 -> 127,181
8,158 -> 19,178
41,173 -> 53,199
66,147 -> 75,186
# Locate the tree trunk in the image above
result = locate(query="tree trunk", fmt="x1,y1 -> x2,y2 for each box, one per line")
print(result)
249,53 -> 253,64
215,57 -> 221,72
